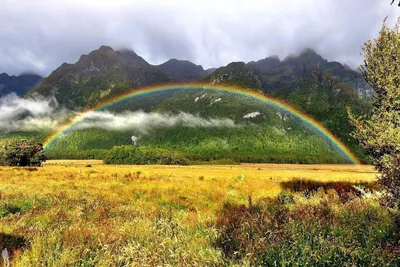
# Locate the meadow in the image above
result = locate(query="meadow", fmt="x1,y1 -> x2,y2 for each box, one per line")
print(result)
0,161 -> 399,266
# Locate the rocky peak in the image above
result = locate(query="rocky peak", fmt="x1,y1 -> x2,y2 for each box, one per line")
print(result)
117,49 -> 148,64
158,58 -> 207,82
98,45 -> 114,52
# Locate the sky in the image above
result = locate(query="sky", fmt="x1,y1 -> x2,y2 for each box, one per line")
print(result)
1,0 -> 400,76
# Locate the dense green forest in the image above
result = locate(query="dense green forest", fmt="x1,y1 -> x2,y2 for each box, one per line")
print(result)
44,125 -> 349,164
1,90 -> 363,164
105,146 -> 189,165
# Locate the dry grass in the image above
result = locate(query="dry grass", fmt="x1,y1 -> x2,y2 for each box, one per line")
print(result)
0,161 -> 377,266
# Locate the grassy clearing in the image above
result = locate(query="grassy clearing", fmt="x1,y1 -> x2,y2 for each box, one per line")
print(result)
0,161 -> 398,266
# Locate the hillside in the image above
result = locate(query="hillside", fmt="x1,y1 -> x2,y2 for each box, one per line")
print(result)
41,89 -> 358,164
0,73 -> 43,97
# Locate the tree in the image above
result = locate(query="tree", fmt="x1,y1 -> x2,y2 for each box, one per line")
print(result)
350,19 -> 400,207
0,140 -> 46,167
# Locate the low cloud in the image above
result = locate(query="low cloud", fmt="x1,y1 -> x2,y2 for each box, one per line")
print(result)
74,110 -> 235,134
0,93 -> 68,131
0,94 -> 236,133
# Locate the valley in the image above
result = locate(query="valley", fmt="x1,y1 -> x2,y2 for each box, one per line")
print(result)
1,1 -> 400,265
0,161 -> 386,265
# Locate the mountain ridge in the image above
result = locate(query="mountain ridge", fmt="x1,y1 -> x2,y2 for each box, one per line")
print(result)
0,73 -> 43,97
27,46 -> 171,108
158,59 -> 208,82
21,45 -> 371,159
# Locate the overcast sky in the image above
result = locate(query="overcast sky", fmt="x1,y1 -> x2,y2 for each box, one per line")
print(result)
1,0 -> 399,76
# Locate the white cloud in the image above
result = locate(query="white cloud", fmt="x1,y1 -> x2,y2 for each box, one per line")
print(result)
74,110 -> 236,133
0,93 -> 68,131
0,94 -> 236,133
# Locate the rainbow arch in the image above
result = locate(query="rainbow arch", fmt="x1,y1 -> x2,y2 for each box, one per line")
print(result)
43,84 -> 360,164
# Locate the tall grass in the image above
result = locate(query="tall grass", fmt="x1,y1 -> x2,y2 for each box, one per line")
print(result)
216,188 -> 400,265
0,162 -> 396,265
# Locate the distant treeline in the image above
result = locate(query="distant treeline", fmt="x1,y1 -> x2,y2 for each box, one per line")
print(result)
47,146 -> 349,165
43,126 -> 356,164
2,123 -> 362,165
104,146 -> 189,165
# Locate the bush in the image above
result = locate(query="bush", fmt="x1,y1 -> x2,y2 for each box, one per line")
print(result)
280,178 -> 379,203
0,139 -> 46,166
105,146 -> 189,165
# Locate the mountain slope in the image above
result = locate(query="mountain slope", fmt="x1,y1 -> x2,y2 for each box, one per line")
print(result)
203,49 -> 371,154
15,46 -> 371,162
0,73 -> 43,97
158,59 -> 208,82
247,48 -> 371,97
205,62 -> 262,89
45,90 -> 352,164
28,46 -> 171,108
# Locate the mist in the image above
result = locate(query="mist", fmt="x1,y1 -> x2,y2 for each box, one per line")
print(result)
74,111 -> 235,134
0,94 -> 236,133
0,93 -> 68,132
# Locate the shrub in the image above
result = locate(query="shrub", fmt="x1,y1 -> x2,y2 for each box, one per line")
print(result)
280,178 -> 379,203
0,140 -> 46,166
277,191 -> 295,204
350,19 -> 400,208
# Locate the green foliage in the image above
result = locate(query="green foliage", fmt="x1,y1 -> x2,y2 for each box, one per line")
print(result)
43,123 -> 350,164
35,90 -> 357,164
350,19 -> 400,207
0,139 -> 46,166
0,200 -> 32,218
105,146 -> 189,165
277,191 -> 295,204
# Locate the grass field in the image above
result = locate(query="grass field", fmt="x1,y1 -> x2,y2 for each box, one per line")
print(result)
1,161 -> 399,266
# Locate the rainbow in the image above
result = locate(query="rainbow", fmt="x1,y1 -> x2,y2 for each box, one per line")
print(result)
43,84 -> 360,164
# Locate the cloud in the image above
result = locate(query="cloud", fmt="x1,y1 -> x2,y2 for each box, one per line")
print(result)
73,110 -> 236,134
0,94 -> 236,133
0,93 -> 68,131
0,0 -> 399,76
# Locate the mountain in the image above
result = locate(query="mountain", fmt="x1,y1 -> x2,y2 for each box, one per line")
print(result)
158,59 -> 208,82
42,89 -> 353,164
247,48 -> 371,98
28,46 -> 171,108
0,73 -> 43,97
203,48 -> 371,153
206,61 -> 262,89
16,46 -> 372,162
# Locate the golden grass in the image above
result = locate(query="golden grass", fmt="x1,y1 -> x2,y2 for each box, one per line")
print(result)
0,161 -> 377,266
